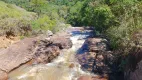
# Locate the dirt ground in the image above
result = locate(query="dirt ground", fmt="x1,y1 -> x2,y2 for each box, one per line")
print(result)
0,36 -> 20,48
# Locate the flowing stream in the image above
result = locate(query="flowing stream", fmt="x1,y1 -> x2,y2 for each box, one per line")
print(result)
9,27 -> 95,80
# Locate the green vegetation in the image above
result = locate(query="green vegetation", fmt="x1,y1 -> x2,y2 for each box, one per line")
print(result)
0,0 -> 69,37
0,1 -> 36,37
66,0 -> 142,51
0,0 -> 142,72
31,15 -> 56,33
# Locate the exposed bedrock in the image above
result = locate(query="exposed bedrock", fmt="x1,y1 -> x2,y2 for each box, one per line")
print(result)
0,32 -> 72,79
77,38 -> 116,80
0,38 -> 36,80
124,48 -> 142,80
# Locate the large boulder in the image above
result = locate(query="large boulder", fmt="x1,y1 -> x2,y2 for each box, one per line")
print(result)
77,38 -> 114,75
50,36 -> 72,49
34,40 -> 60,63
33,35 -> 72,63
77,52 -> 96,71
85,38 -> 108,52
93,51 -> 114,74
0,38 -> 36,72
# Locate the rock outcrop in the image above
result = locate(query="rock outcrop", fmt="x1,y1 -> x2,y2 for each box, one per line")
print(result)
51,37 -> 72,49
124,48 -> 142,80
0,38 -> 36,72
77,38 -> 114,78
86,38 -> 108,52
0,31 -> 72,79
0,38 -> 36,80
123,30 -> 142,80
34,40 -> 60,63
33,35 -> 72,63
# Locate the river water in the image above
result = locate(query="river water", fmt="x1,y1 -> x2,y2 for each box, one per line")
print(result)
9,27 -> 95,80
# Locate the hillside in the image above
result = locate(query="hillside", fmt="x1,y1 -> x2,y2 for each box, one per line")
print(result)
0,1 -> 36,37
0,0 -> 142,80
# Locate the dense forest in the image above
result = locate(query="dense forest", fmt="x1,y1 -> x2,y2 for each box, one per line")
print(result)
0,0 -> 142,78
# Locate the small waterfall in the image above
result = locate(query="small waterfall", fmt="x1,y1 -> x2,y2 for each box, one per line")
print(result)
9,27 -> 94,80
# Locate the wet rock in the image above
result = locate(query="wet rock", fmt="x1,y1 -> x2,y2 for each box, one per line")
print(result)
0,70 -> 7,80
86,38 -> 108,52
50,37 -> 72,49
78,75 -> 108,80
78,37 -> 114,74
97,55 -> 104,61
69,63 -> 75,68
78,76 -> 93,80
34,35 -> 72,63
0,38 -> 36,72
94,51 -> 114,74
77,52 -> 96,71
34,45 -> 60,63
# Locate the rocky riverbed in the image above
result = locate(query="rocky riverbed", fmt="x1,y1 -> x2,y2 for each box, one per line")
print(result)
0,29 -> 72,80
0,27 -> 122,80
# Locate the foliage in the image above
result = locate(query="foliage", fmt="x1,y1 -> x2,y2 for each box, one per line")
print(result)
0,0 -> 69,36
1,0 -> 142,51
31,15 -> 56,33
86,5 -> 115,32
106,1 -> 142,49
0,1 -> 36,36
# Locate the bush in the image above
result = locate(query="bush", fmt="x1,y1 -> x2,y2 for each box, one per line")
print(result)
31,15 -> 56,34
91,5 -> 115,32
0,1 -> 36,37
106,1 -> 142,49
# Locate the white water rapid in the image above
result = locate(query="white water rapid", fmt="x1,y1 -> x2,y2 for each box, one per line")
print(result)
9,27 -> 95,80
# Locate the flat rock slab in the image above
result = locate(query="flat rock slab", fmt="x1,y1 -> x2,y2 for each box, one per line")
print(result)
86,38 -> 108,52
0,38 -> 36,72
0,70 -> 7,80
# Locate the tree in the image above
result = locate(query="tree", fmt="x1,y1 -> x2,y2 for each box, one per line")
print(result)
30,0 -> 47,15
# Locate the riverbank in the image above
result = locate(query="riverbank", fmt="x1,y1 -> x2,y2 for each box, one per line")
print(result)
0,27 -> 123,80
0,28 -> 72,80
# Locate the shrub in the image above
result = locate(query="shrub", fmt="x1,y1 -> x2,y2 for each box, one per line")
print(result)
0,1 -> 36,37
91,5 -> 115,32
106,1 -> 142,49
31,15 -> 56,34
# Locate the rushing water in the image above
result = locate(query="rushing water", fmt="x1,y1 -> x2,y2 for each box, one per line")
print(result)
9,27 -> 95,80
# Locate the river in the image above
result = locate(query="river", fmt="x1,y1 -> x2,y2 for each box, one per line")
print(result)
9,27 -> 96,80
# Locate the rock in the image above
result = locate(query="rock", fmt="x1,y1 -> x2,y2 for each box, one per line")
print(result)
80,37 -> 114,74
0,70 -> 7,80
94,51 -> 114,74
33,34 -> 73,63
78,75 -> 108,80
78,76 -> 93,80
34,45 -> 60,63
124,30 -> 142,80
50,37 -> 72,49
97,55 -> 104,61
86,38 -> 108,52
77,52 -> 96,71
124,48 -> 142,80
69,63 -> 75,68
46,30 -> 53,37
0,38 -> 36,72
